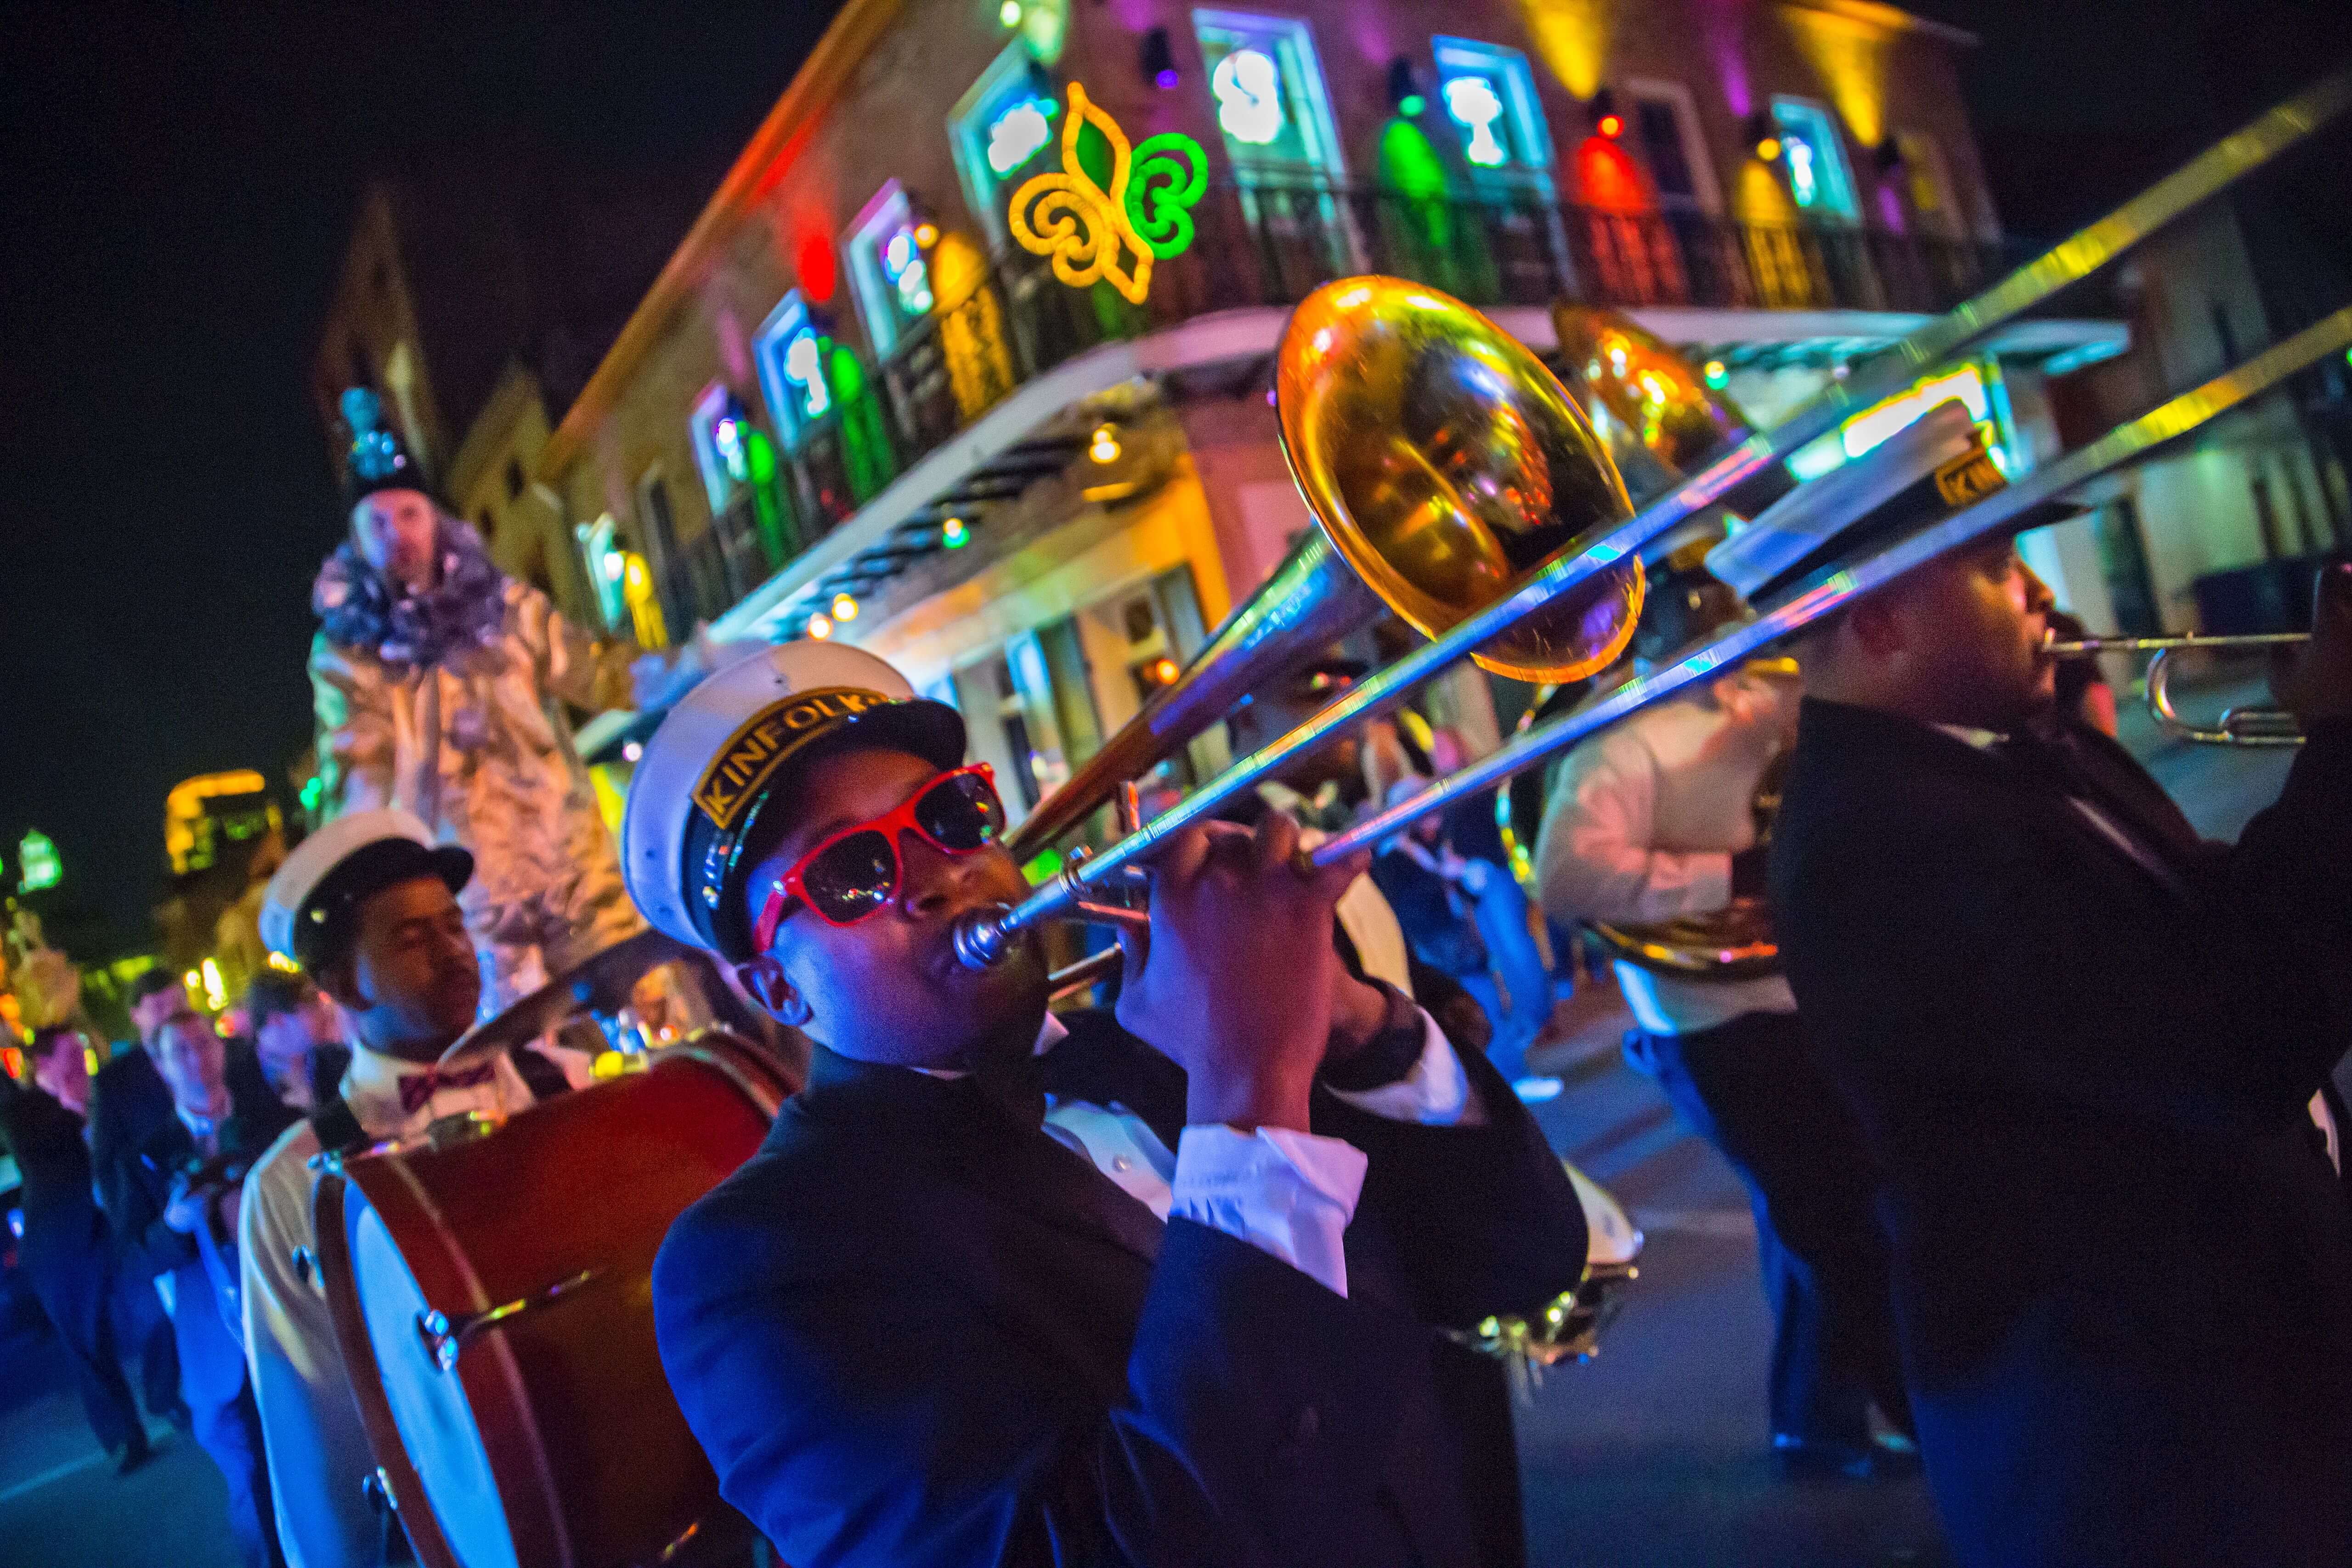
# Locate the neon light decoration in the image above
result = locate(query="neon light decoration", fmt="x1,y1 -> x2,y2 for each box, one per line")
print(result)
782,330 -> 832,421
986,96 -> 1055,175
883,229 -> 934,315
1444,75 -> 1508,166
1211,49 -> 1283,145
1008,82 -> 1206,306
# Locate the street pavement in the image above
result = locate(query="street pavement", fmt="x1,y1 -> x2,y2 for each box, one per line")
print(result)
0,705 -> 2301,1567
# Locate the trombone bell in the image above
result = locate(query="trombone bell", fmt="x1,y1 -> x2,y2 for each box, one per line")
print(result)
1278,279 -> 1645,683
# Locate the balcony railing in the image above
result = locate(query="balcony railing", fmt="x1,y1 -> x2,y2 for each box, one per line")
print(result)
655,179 -> 2011,631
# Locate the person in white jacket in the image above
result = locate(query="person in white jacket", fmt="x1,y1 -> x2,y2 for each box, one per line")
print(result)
1533,541 -> 1911,1475
239,809 -> 586,1567
309,389 -> 727,1013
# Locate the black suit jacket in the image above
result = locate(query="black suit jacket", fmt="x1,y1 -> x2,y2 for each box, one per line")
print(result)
653,1009 -> 1585,1568
0,1076 -> 113,1314
1770,699 -> 2352,1565
93,1065 -> 296,1411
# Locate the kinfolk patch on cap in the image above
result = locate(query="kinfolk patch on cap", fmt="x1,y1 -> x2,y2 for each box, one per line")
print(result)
690,686 -> 899,832
1934,442 -> 2007,510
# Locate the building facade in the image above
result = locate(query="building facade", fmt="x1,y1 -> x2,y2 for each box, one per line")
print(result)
532,0 -> 2125,830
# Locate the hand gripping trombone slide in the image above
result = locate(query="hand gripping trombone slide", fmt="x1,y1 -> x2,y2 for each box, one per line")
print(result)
954,67 -> 2352,974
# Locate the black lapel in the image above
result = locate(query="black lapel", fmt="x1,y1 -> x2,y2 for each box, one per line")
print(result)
1040,1009 -> 1188,1150
796,1043 -> 1164,1266
1799,699 -> 2190,896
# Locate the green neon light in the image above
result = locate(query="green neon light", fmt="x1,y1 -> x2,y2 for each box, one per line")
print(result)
16,829 -> 59,894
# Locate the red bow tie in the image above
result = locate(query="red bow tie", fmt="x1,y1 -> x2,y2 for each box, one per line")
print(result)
397,1061 -> 498,1114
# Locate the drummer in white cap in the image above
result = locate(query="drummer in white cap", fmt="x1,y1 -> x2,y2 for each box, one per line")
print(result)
633,641 -> 1589,1568
236,809 -> 584,1568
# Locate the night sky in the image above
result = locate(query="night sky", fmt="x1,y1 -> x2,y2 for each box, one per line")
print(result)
1,1 -> 2345,956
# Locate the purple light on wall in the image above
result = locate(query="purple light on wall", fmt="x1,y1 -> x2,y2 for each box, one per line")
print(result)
1350,18 -> 1394,69
1155,67 -> 1179,88
1108,0 -> 1154,32
715,305 -> 752,385
1877,181 -> 1906,233
1699,0 -> 1752,118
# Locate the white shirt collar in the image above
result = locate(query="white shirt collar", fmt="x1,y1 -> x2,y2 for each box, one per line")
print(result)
912,1012 -> 1069,1081
1934,723 -> 2006,750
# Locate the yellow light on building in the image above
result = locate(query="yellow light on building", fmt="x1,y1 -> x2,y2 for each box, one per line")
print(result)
199,958 -> 228,1013
1780,9 -> 1889,151
621,551 -> 669,650
807,612 -> 834,641
266,950 -> 301,974
1514,0 -> 1613,99
831,593 -> 860,623
1089,424 -> 1121,464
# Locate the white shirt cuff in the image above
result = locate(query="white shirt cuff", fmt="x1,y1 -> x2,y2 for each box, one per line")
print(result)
1327,1008 -> 1489,1128
1170,1124 -> 1367,1298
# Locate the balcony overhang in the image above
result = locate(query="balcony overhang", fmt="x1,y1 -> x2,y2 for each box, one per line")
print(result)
708,301 -> 2125,641
575,298 -> 2123,762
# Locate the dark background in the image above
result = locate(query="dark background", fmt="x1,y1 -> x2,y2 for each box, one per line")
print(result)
0,0 -> 2346,954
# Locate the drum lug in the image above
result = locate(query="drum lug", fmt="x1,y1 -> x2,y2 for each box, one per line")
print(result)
363,1467 -> 398,1515
415,1268 -> 603,1371
291,1245 -> 317,1288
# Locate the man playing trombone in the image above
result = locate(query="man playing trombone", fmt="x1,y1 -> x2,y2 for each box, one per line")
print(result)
1732,410 -> 2352,1565
1534,525 -> 1911,1475
631,642 -> 1590,1568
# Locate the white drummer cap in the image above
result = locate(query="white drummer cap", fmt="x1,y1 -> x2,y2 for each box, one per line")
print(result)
1703,398 -> 2084,610
261,807 -> 474,969
621,642 -> 965,962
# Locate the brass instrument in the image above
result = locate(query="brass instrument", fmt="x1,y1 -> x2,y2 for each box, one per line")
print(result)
946,70 -> 2352,1370
1006,277 -> 1645,860
1522,307 -> 1798,979
2047,632 -> 2309,746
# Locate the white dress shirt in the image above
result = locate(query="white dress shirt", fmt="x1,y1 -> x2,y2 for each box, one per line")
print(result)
945,1007 -> 1482,1301
239,1044 -> 584,1568
1535,676 -> 1799,1035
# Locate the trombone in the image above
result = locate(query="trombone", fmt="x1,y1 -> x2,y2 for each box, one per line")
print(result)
952,65 -> 2352,974
2047,632 -> 2310,746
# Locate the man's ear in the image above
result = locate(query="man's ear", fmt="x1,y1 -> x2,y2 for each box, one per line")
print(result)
732,955 -> 812,1028
1845,594 -> 1906,660
315,953 -> 367,1015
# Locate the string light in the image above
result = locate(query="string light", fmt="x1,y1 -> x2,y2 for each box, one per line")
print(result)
622,741 -> 645,763
831,592 -> 860,623
999,0 -> 1021,25
807,612 -> 834,640
941,517 -> 970,548
1088,424 -> 1121,463
1702,359 -> 1729,388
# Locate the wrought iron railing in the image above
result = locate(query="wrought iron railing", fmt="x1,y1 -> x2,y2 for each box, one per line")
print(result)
666,178 -> 2012,629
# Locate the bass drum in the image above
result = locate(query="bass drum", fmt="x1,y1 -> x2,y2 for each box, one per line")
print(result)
314,1033 -> 793,1568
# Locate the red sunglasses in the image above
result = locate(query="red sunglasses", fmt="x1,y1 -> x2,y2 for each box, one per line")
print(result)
752,764 -> 1006,949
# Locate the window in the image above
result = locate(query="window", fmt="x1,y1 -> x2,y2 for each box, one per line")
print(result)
949,43 -> 1062,242
1192,10 -> 1345,179
1430,38 -> 1554,185
504,459 -> 525,501
1624,79 -> 1719,212
690,382 -> 755,512
752,290 -> 832,448
1770,97 -> 1857,221
576,513 -> 629,632
846,182 -> 937,357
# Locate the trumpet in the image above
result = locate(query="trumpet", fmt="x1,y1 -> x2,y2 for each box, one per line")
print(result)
952,65 -> 2352,978
2047,632 -> 2309,746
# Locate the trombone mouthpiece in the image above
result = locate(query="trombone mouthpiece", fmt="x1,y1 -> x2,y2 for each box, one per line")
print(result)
953,906 -> 1016,970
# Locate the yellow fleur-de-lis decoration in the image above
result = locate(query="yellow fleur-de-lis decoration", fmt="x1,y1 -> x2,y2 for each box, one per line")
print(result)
1008,83 -> 1206,306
